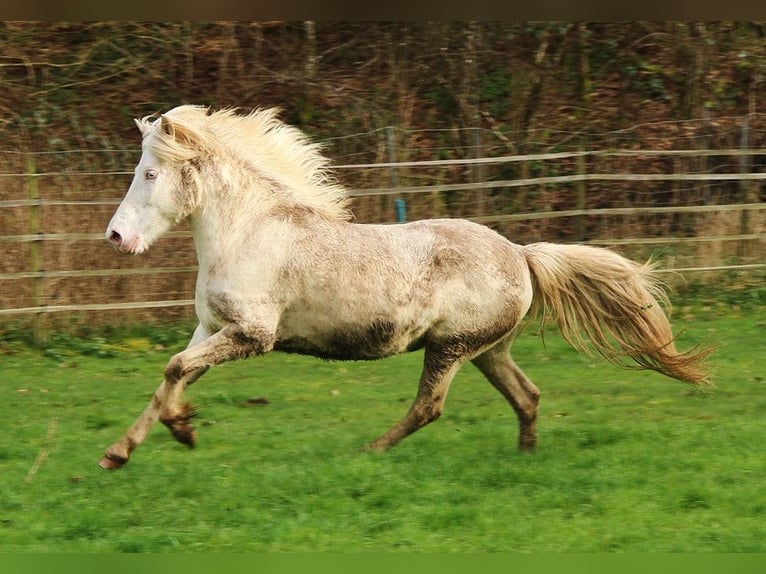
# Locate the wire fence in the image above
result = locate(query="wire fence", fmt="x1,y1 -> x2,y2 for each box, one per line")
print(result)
1,116 -> 764,343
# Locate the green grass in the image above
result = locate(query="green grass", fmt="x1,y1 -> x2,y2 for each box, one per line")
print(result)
0,301 -> 764,552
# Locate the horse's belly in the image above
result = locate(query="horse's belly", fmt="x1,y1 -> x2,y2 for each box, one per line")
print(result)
275,317 -> 426,361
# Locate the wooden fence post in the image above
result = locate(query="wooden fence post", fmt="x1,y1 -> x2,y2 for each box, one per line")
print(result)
387,125 -> 398,188
575,145 -> 586,241
472,127 -> 486,217
27,156 -> 46,346
738,113 -> 754,259
386,125 -> 398,220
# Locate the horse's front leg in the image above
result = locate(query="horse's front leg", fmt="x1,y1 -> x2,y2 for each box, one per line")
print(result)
157,322 -> 275,445
98,324 -> 210,469
158,365 -> 209,448
99,322 -> 275,470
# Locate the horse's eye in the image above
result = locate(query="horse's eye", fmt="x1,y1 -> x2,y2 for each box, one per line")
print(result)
145,169 -> 158,181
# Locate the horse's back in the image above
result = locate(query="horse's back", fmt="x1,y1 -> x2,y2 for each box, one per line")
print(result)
396,218 -> 533,337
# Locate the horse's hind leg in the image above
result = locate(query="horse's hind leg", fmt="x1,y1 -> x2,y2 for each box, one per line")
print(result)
471,339 -> 540,451
365,346 -> 462,452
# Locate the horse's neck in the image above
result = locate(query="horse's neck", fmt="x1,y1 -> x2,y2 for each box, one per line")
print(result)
188,172 -> 346,271
188,198 -> 281,270
189,214 -> 215,268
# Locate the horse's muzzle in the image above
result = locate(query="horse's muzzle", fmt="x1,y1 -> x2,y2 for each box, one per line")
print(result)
106,229 -> 140,254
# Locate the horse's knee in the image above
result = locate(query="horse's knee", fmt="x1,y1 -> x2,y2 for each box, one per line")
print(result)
512,394 -> 538,452
164,355 -> 185,384
415,398 -> 444,426
523,397 -> 540,422
419,409 -> 442,427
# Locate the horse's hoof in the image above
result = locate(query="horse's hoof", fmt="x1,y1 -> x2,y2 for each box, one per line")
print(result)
99,454 -> 127,470
180,429 -> 197,449
518,441 -> 537,453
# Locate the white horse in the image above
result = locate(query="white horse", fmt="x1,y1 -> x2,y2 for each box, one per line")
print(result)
100,105 -> 712,469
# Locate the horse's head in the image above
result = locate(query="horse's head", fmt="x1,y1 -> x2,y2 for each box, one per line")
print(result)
106,107 -> 204,254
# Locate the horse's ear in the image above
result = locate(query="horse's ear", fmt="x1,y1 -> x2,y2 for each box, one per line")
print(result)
159,114 -> 175,138
134,118 -> 152,138
159,114 -> 200,153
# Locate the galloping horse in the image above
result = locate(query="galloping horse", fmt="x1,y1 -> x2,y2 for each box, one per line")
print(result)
100,105 -> 712,469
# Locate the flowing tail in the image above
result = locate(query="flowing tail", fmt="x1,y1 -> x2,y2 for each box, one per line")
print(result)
522,242 -> 713,386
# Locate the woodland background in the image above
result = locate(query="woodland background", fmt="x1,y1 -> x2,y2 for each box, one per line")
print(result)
0,21 -> 764,335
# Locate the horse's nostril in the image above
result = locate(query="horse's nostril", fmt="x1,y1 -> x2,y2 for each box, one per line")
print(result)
109,230 -> 123,246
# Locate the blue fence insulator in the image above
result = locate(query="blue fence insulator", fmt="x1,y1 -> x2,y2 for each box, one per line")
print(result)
395,199 -> 407,223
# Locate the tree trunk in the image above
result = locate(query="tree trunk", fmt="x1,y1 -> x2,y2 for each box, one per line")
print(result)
461,22 -> 486,216
576,22 -> 592,110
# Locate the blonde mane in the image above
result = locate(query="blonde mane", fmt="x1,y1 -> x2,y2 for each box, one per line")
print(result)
137,105 -> 351,221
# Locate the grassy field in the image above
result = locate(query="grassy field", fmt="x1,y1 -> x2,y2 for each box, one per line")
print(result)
0,298 -> 764,552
